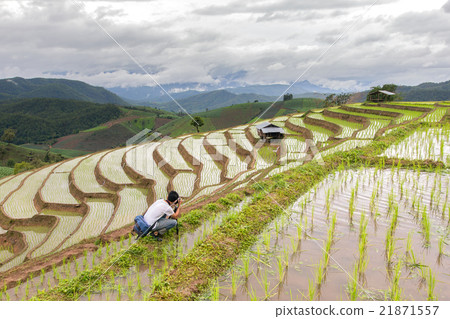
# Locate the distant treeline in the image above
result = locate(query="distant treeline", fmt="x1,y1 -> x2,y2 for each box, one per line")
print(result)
0,98 -> 122,144
397,80 -> 450,101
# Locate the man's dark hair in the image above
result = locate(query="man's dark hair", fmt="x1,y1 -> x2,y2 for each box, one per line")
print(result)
168,191 -> 179,203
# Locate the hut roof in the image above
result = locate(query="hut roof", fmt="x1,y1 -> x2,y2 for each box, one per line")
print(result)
369,90 -> 395,96
261,127 -> 285,134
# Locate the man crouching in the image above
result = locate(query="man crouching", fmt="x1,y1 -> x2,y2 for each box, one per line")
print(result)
143,190 -> 181,241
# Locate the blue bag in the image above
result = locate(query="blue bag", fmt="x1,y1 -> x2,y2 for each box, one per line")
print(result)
133,215 -> 154,238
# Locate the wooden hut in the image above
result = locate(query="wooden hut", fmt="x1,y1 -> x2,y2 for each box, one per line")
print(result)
367,90 -> 396,103
255,122 -> 285,140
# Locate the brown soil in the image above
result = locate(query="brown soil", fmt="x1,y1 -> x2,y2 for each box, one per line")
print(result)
0,231 -> 26,256
323,109 -> 370,125
53,124 -> 136,152
285,118 -> 314,140
304,115 -> 342,135
203,137 -> 229,183
154,118 -> 173,129
52,132 -> 92,149
153,148 -> 177,177
340,105 -> 401,118
377,103 -> 432,113
104,116 -> 141,128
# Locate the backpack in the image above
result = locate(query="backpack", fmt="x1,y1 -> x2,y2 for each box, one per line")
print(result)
133,215 -> 154,238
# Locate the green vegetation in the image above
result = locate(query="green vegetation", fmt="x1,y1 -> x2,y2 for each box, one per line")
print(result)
0,166 -> 13,178
397,80 -> 450,101
0,141 -> 65,169
0,98 -> 122,144
0,77 -> 127,105
190,116 -> 205,133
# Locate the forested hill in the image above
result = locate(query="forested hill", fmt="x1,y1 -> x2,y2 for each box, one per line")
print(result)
352,80 -> 450,102
0,98 -> 122,144
0,77 -> 127,105
397,80 -> 450,101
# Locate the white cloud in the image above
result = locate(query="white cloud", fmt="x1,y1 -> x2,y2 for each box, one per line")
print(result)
0,0 -> 448,92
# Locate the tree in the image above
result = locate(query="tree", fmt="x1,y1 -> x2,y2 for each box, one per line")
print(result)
0,144 -> 6,162
324,94 -> 336,107
190,116 -> 204,133
335,93 -> 352,106
381,83 -> 398,93
324,93 -> 351,106
1,128 -> 16,144
381,84 -> 398,101
283,93 -> 293,101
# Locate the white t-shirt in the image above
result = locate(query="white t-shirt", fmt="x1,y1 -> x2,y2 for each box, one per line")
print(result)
143,199 -> 174,226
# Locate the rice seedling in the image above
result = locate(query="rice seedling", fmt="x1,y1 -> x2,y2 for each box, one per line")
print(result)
438,236 -> 445,258
247,285 -> 259,301
389,260 -> 402,301
405,232 -> 413,258
262,231 -> 271,250
230,270 -> 239,296
290,237 -> 298,253
210,280 -> 220,301
258,269 -> 271,300
255,244 -> 262,262
75,260 -> 80,275
241,254 -> 251,279
347,263 -> 359,301
427,268 -> 436,301
83,256 -> 89,271
315,260 -> 325,286
117,284 -> 122,301
303,215 -> 308,237
349,188 -> 356,224
385,228 -> 395,265
308,279 -> 316,301
420,206 -> 431,246
296,222 -> 302,239
276,255 -> 285,282
52,264 -> 58,280
40,269 -> 45,286
369,187 -> 377,213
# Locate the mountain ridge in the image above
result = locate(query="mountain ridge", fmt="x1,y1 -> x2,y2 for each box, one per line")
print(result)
0,77 -> 128,105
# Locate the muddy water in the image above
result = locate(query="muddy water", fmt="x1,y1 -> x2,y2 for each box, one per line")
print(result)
1,239 -> 130,301
215,168 -> 450,301
383,126 -> 450,165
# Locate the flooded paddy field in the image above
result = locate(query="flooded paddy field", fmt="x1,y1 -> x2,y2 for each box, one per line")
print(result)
383,125 -> 450,165
214,168 -> 449,301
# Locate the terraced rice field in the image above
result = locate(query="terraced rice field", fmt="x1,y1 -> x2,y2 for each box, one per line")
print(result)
309,113 -> 362,138
1,101 -> 448,302
356,119 -> 391,139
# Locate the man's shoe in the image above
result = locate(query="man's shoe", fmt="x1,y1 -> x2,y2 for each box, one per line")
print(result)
150,232 -> 162,241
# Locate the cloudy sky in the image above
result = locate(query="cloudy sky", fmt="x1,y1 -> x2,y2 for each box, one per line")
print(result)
1,0 -> 449,91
